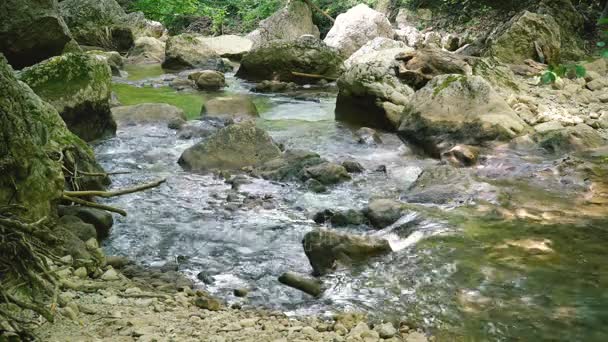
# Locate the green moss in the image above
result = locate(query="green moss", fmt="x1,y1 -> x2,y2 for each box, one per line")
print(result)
112,84 -> 205,119
432,75 -> 462,97
124,63 -> 164,81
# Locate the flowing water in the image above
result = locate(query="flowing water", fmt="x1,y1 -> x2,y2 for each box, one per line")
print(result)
96,65 -> 608,341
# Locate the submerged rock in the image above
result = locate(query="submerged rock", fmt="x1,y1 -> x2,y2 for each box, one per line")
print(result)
313,209 -> 368,227
303,229 -> 391,276
236,35 -> 343,85
324,4 -> 394,58
0,0 -> 73,69
111,103 -> 187,126
398,75 -> 528,156
247,0 -> 320,49
253,80 -> 297,93
179,122 -> 281,172
304,162 -> 351,185
257,149 -> 325,182
201,96 -> 258,121
364,199 -> 406,229
18,53 -> 117,142
355,127 -> 383,145
278,271 -> 323,297
162,34 -> 225,71
441,145 -> 481,167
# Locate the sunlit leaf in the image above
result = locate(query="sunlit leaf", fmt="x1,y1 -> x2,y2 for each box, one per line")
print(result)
540,71 -> 556,85
575,65 -> 586,78
598,42 -> 607,48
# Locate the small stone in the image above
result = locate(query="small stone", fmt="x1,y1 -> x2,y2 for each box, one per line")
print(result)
375,322 -> 397,339
222,322 -> 242,331
102,295 -> 120,305
194,297 -> 222,311
60,307 -> 78,321
406,331 -> 429,342
233,288 -> 249,297
101,268 -> 120,281
301,326 -> 317,336
74,267 -> 88,279
59,255 -> 73,265
305,179 -> 327,193
55,268 -> 73,278
342,160 -> 365,173
134,298 -> 155,308
125,287 -> 142,295
239,318 -> 257,328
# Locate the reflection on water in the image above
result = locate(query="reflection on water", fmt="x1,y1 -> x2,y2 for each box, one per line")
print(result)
99,66 -> 608,340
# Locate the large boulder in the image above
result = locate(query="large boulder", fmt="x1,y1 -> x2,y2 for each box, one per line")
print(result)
395,48 -> 473,90
533,124 -> 604,153
199,35 -> 253,59
486,11 -> 561,64
236,35 -> 343,84
162,34 -> 225,71
303,229 -> 392,276
178,122 -> 281,172
201,96 -> 259,120
344,38 -> 408,69
18,53 -> 117,142
398,75 -> 528,156
59,0 -> 134,51
192,70 -> 226,91
364,199 -> 406,229
127,37 -> 165,64
86,50 -> 124,76
0,0 -> 73,69
535,0 -> 585,61
324,4 -> 394,58
247,0 -> 320,49
336,44 -> 414,131
111,103 -> 187,126
0,56 -> 106,220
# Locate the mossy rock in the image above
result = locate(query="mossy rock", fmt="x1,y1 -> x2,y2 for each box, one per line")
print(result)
0,0 -> 73,69
18,53 -> 117,142
0,56 -> 106,220
236,35 -> 343,84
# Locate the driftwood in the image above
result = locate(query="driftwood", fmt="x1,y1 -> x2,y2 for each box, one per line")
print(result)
63,179 -> 166,198
291,71 -> 338,81
61,196 -> 128,217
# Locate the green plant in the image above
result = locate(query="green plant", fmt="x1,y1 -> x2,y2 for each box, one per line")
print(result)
599,17 -> 608,58
540,64 -> 586,85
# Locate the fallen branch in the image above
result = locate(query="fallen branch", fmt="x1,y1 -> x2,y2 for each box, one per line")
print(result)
302,0 -> 335,23
61,196 -> 127,217
77,170 -> 132,177
63,178 -> 166,198
291,71 -> 338,81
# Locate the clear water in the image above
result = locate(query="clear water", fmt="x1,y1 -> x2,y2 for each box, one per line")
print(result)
97,65 -> 608,341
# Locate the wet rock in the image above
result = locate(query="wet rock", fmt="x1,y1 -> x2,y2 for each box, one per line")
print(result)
58,215 -> 98,243
342,160 -> 364,173
247,0 -> 320,49
278,272 -> 323,297
304,162 -> 351,185
355,127 -> 383,145
201,96 -> 259,120
441,145 -> 481,167
533,124 -> 604,153
87,50 -> 124,76
253,80 -> 298,93
191,70 -> 225,91
258,149 -> 326,182
364,199 -> 405,229
398,75 -> 528,157
58,206 -> 114,240
303,229 -> 392,275
18,53 -> 116,142
0,0 -> 73,69
127,37 -> 166,64
105,256 -> 132,269
324,4 -> 394,58
162,34 -> 225,71
179,122 -> 281,172
486,11 -> 560,64
375,322 -> 397,339
314,209 -> 367,227
194,297 -> 222,311
112,103 -> 187,127
236,35 -> 343,85
176,119 -> 223,140
233,288 -> 249,297
60,0 -> 134,52
305,179 -> 328,193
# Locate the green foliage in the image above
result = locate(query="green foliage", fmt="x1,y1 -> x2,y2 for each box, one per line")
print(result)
540,64 -> 586,85
599,17 -> 608,58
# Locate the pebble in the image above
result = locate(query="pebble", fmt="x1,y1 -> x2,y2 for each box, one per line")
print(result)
102,295 -> 120,305
101,268 -> 120,281
60,307 -> 78,321
194,297 -> 221,311
375,322 -> 397,339
59,255 -> 73,265
239,318 -> 257,328
73,267 -> 88,279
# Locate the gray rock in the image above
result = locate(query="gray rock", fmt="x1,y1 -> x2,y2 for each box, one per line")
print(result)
304,162 -> 351,185
364,199 -> 405,229
342,160 -> 364,173
162,34 -> 225,71
127,37 -> 165,64
193,70 -> 226,90
101,268 -> 120,281
58,215 -> 98,243
58,205 -> 114,240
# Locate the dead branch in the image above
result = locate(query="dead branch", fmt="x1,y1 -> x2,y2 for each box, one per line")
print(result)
61,196 -> 128,217
302,0 -> 335,23
63,178 -> 166,198
291,71 -> 338,81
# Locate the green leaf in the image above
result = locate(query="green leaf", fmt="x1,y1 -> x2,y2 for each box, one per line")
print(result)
575,65 -> 586,78
598,42 -> 607,48
602,49 -> 608,59
599,17 -> 608,25
540,71 -> 556,85
554,65 -> 567,77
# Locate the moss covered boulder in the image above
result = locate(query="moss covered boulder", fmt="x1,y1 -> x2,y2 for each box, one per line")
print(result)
60,0 -> 134,51
303,229 -> 392,276
398,75 -> 529,156
178,122 -> 282,172
486,11 -> 561,65
0,56 -> 106,220
0,0 -> 73,69
236,35 -> 343,85
18,53 -> 117,142
162,34 -> 225,71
